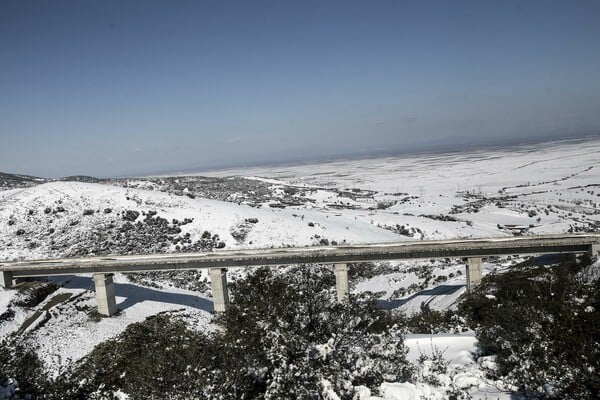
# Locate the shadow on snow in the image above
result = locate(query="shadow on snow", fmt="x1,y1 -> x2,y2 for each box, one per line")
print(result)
49,275 -> 214,313
376,284 -> 464,310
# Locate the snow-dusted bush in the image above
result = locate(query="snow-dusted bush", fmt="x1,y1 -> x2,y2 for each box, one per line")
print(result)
0,335 -> 49,398
461,255 -> 600,399
52,314 -> 208,399
200,265 -> 414,399
11,281 -> 58,308
406,303 -> 468,334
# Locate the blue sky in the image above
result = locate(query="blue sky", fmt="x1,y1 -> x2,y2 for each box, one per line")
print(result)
1,0 -> 600,177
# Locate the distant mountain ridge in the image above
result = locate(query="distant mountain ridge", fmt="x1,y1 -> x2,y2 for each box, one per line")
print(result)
0,172 -> 105,190
58,175 -> 104,183
0,172 -> 48,190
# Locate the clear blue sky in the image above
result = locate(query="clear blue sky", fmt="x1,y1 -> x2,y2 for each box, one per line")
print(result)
1,0 -> 600,177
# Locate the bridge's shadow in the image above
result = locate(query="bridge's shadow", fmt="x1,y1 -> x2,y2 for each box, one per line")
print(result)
377,284 -> 464,310
531,253 -> 572,265
49,275 -> 214,313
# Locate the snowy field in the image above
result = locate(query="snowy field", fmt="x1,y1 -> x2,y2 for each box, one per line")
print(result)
1,137 -> 599,398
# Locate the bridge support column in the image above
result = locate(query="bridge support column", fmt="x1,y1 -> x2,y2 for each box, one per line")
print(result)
0,271 -> 13,289
93,273 -> 117,316
466,257 -> 483,293
589,244 -> 600,257
209,268 -> 229,313
334,263 -> 349,303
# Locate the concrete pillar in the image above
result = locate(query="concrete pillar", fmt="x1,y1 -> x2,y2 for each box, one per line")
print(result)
93,273 -> 117,316
334,263 -> 349,303
209,268 -> 229,313
0,271 -> 13,289
589,244 -> 600,257
465,257 -> 483,293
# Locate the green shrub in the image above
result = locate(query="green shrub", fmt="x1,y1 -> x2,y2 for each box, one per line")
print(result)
460,255 -> 600,399
53,314 -> 208,399
201,265 -> 413,399
406,303 -> 467,334
0,335 -> 50,397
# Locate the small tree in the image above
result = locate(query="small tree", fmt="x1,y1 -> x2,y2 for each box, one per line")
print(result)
199,265 -> 413,399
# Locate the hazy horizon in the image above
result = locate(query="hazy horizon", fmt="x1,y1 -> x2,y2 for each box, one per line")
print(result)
1,132 -> 596,180
144,132 -> 600,179
2,1 -> 600,178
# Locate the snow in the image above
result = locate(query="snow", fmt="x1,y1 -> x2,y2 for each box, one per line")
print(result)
0,181 -> 403,261
371,333 -> 511,400
1,137 -> 598,396
193,137 -> 600,238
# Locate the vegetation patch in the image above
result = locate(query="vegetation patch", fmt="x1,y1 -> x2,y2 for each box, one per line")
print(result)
460,255 -> 600,399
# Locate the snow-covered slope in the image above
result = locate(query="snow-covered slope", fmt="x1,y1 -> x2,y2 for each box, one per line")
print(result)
0,181 -> 401,261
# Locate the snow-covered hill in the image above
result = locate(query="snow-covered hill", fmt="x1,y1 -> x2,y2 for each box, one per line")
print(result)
0,181 -> 402,261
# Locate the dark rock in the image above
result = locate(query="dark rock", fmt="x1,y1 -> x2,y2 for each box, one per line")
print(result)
83,209 -> 94,216
16,229 -> 25,235
104,208 -> 112,214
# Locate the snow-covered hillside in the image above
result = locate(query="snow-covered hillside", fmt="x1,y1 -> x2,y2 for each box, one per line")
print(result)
0,181 -> 401,261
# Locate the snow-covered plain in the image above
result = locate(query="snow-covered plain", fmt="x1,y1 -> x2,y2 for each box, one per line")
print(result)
1,137 -> 599,398
196,137 -> 600,236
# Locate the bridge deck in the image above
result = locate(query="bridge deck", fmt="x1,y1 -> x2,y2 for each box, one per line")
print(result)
1,234 -> 598,277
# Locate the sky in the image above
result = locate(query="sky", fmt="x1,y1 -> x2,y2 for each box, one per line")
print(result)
1,0 -> 600,178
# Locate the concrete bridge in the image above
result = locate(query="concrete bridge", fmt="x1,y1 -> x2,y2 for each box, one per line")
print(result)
1,234 -> 599,316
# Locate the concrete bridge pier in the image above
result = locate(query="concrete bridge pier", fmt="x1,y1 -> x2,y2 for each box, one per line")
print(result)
465,257 -> 483,293
334,263 -> 349,303
0,271 -> 13,289
93,273 -> 117,316
209,268 -> 229,313
589,244 -> 600,257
